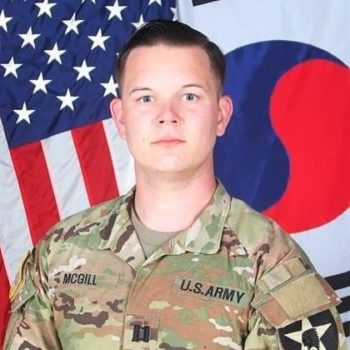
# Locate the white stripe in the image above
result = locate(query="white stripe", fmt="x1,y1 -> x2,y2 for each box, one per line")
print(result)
336,286 -> 350,300
103,118 -> 135,195
0,121 -> 33,283
292,209 -> 350,278
178,0 -> 350,65
341,311 -> 350,323
41,131 -> 90,219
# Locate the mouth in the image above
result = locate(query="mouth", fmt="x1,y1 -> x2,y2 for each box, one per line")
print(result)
152,138 -> 185,147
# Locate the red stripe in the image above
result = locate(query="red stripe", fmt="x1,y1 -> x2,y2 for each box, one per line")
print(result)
72,122 -> 119,206
10,142 -> 60,244
0,253 -> 10,348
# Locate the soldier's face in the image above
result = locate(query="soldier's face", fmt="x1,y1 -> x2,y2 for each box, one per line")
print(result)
110,44 -> 232,179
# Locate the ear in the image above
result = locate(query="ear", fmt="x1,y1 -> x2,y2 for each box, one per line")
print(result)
216,95 -> 233,137
110,98 -> 126,139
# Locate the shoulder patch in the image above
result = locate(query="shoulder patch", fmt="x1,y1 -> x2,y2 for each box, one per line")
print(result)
278,310 -> 338,350
9,251 -> 30,302
253,258 -> 341,328
271,272 -> 329,319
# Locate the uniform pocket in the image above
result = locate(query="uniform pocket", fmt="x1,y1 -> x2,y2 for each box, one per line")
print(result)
53,272 -> 127,348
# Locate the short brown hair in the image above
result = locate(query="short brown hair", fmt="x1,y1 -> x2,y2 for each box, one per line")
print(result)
116,19 -> 225,93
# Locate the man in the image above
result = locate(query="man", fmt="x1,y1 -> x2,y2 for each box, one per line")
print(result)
5,20 -> 346,349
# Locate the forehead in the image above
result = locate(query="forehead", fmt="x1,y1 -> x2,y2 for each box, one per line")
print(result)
122,44 -> 217,88
127,44 -> 211,67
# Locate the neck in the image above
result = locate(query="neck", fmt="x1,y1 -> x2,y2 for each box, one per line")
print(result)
134,167 -> 217,232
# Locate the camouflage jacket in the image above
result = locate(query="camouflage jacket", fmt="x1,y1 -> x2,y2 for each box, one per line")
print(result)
5,182 -> 346,349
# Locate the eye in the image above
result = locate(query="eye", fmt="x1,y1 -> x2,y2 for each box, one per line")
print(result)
138,95 -> 154,103
182,93 -> 198,102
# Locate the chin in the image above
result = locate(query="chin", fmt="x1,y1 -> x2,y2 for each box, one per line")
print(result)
142,163 -> 189,176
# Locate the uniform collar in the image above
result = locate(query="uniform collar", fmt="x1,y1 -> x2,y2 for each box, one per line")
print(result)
180,180 -> 230,253
94,180 -> 231,268
93,189 -> 145,269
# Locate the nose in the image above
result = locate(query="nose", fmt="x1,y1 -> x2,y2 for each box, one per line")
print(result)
156,101 -> 180,125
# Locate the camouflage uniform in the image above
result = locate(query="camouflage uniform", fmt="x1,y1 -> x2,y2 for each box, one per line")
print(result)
5,182 -> 346,349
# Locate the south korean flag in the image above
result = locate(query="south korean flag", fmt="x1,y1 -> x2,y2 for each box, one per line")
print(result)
177,1 -> 350,346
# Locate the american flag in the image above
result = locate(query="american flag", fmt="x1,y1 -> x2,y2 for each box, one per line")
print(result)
0,0 -> 176,344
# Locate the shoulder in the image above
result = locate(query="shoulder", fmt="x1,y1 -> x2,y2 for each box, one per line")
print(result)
9,192 -> 132,303
224,197 -> 341,330
53,194 -> 121,231
225,197 -> 296,257
35,191 -> 133,264
49,192 -> 130,240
